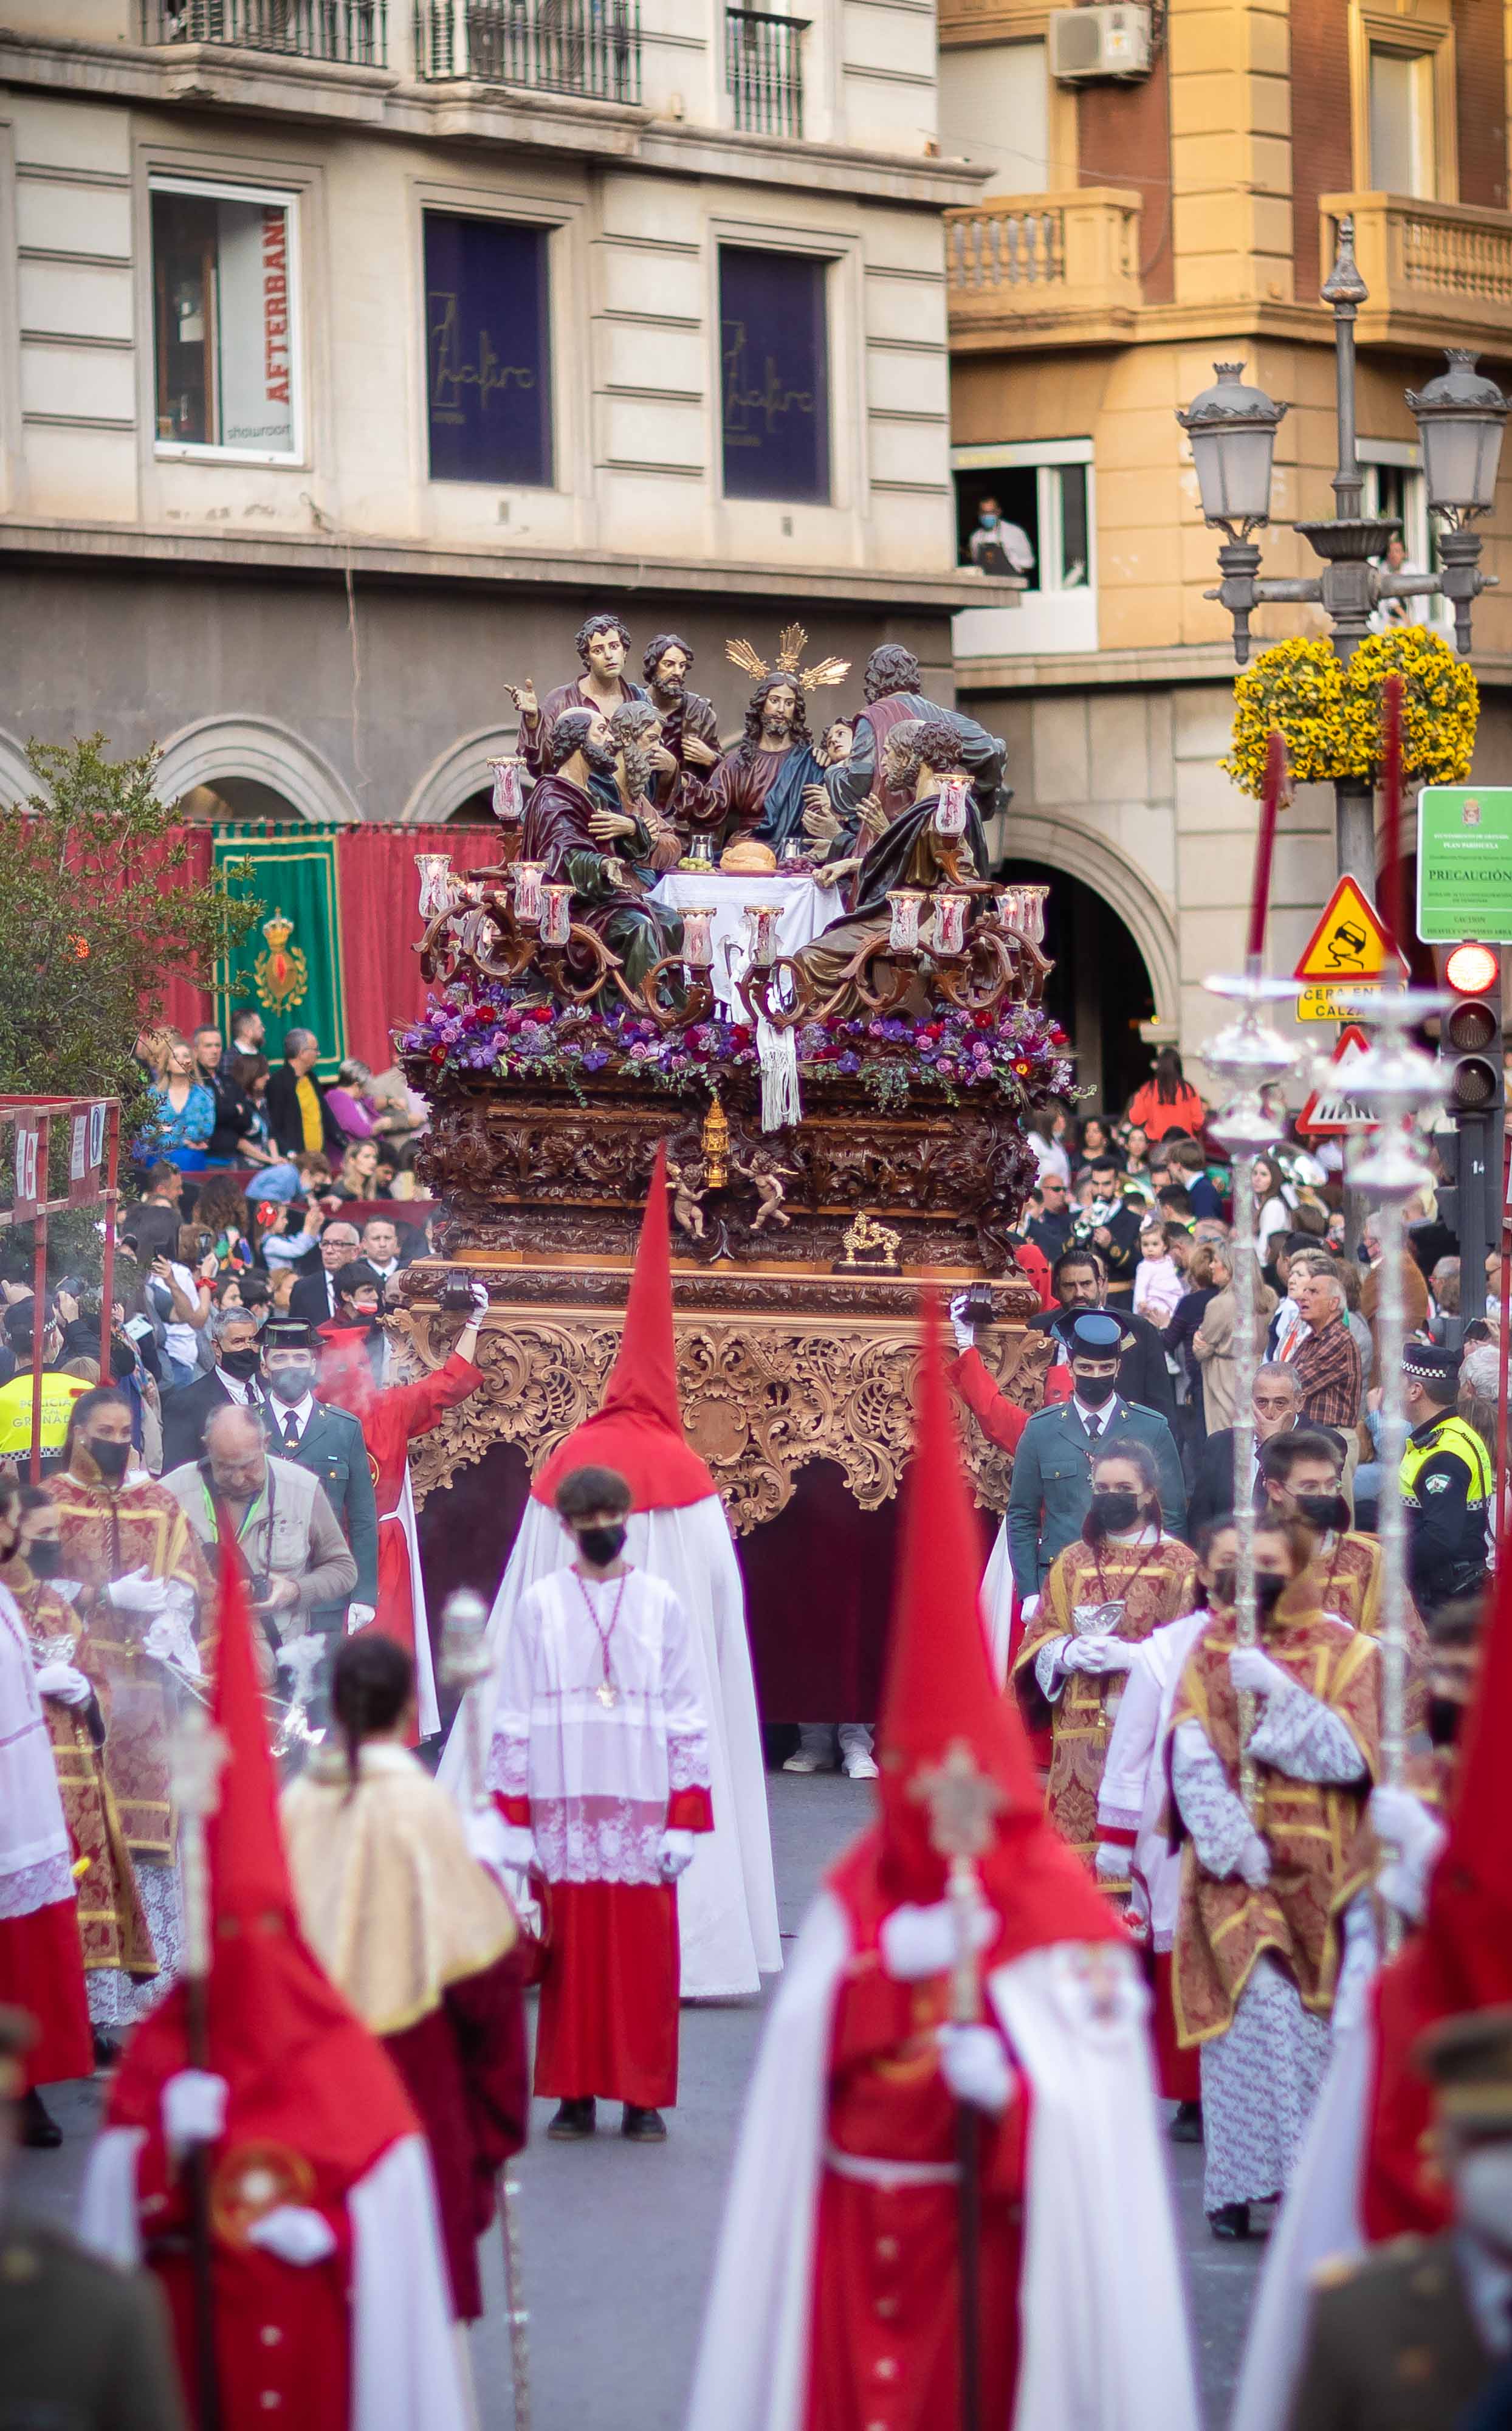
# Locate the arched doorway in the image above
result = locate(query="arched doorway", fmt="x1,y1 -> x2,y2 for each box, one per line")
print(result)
998,856 -> 1156,1113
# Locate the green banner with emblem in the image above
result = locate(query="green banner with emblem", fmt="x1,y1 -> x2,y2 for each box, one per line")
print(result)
212,829 -> 346,1079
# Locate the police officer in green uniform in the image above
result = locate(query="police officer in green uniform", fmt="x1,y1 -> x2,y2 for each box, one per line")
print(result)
0,2006 -> 186,2430
1399,1342 -> 1492,1615
1287,2005 -> 1512,2431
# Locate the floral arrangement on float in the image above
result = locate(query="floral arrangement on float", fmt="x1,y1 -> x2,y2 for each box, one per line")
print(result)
1223,624 -> 1478,796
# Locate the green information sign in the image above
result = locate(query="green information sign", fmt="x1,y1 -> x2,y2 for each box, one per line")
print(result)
1418,786 -> 1512,943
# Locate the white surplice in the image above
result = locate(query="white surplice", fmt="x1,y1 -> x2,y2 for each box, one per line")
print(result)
1097,1609 -> 1210,1949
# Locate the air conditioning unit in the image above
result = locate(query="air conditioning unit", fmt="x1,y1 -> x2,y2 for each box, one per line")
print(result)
1049,4 -> 1153,82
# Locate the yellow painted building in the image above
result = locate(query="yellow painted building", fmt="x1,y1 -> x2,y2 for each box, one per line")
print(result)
936,0 -> 1512,1102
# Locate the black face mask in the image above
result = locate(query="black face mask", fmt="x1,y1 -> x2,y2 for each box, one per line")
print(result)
26,1540 -> 63,1579
1090,1488 -> 1141,1534
576,1523 -> 627,1568
1294,1491 -> 1347,1532
1256,1572 -> 1288,1617
1074,1372 -> 1118,1408
88,1438 -> 130,1482
1428,1694 -> 1463,1749
219,1345 -> 261,1381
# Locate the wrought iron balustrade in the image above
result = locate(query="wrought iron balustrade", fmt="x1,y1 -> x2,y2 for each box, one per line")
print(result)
726,7 -> 807,139
139,0 -> 386,63
414,0 -> 642,102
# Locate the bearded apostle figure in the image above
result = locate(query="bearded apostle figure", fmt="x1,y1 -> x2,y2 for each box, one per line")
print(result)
685,1307 -> 1200,2431
518,707 -> 682,991
691,672 -> 825,856
78,1552 -> 469,2431
812,642 -> 1005,851
441,1143 -> 778,2004
1169,1509 -> 1379,2242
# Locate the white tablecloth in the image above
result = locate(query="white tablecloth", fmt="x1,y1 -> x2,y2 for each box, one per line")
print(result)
650,869 -> 831,1012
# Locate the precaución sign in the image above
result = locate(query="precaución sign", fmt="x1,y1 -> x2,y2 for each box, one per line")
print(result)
1417,786 -> 1512,943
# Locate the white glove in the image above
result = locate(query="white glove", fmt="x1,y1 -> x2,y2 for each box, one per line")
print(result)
143,1608 -> 202,1680
1094,1842 -> 1131,1882
880,1899 -> 995,1983
1229,1645 -> 1290,1699
1370,1784 -> 1448,1926
1062,1636 -> 1134,1676
108,1566 -> 169,1618
937,2024 -> 1015,2117
345,1603 -> 376,1634
496,1822 -> 539,1874
949,1291 -> 976,1354
1235,1831 -> 1272,1890
35,1660 -> 92,1708
246,2206 -> 337,2268
658,1828 -> 696,1881
464,1805 -> 515,1880
469,1281 -> 490,1319
162,2070 -> 229,2148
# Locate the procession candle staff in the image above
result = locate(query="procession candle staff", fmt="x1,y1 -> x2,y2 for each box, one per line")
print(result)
168,1700 -> 229,2431
910,1741 -> 1005,2431
439,1588 -> 532,2431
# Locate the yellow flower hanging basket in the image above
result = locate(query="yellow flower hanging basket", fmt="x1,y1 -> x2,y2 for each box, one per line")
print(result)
1223,625 -> 1478,798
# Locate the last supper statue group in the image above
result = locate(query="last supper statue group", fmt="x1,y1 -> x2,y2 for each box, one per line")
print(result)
497,613 -> 1010,1003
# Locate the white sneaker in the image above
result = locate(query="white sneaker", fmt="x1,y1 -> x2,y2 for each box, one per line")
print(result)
842,1752 -> 879,1780
783,1749 -> 826,1773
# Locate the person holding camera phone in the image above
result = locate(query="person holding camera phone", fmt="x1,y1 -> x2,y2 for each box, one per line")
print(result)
162,1405 -> 357,1683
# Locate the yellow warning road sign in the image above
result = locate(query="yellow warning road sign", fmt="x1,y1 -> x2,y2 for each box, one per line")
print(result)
1293,877 -> 1408,985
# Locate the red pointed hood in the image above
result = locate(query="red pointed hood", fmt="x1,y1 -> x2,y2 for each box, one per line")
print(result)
315,1322 -> 379,1420
830,1302 -> 1121,1961
532,1141 -> 715,1512
109,1546 -> 416,2192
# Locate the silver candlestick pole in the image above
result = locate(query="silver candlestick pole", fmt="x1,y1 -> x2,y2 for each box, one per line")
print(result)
1203,972 -> 1301,1817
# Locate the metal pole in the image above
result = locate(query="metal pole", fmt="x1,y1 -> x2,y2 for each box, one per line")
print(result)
98,1102 -> 120,1380
1230,1149 -> 1260,1817
1499,1129 -> 1511,1536
1372,1211 -> 1409,1799
29,1115 -> 50,1489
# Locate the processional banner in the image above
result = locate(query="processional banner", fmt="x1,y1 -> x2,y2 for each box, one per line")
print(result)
212,828 -> 346,1078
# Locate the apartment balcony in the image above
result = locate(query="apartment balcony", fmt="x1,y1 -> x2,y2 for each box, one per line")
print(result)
726,7 -> 807,139
1322,192 -> 1512,353
414,0 -> 641,103
944,188 -> 1143,352
139,0 -> 386,63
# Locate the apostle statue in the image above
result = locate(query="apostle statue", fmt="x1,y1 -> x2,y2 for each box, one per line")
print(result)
809,643 -> 1006,855
520,706 -> 682,989
606,700 -> 698,858
641,632 -> 723,813
791,716 -> 990,1011
507,610 -> 646,803
690,672 -> 824,856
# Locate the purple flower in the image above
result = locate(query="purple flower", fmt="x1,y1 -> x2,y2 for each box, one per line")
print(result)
837,1051 -> 861,1074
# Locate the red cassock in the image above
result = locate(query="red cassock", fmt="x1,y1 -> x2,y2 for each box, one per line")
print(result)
0,1899 -> 92,2092
805,1957 -> 1025,2431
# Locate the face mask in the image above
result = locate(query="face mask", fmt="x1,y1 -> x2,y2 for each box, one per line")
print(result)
1091,1488 -> 1141,1533
1074,1372 -> 1117,1408
88,1438 -> 129,1482
1457,2145 -> 1512,2252
1428,1693 -> 1463,1748
1256,1572 -> 1288,1617
1294,1491 -> 1347,1532
219,1345 -> 261,1381
267,1363 -> 315,1405
1212,1566 -> 1237,1608
576,1523 -> 627,1568
27,1540 -> 63,1579
981,511 -> 998,528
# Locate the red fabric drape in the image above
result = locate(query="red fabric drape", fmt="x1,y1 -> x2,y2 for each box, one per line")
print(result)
337,828 -> 506,1073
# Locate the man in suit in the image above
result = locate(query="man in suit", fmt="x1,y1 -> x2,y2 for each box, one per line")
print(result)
1287,2005 -> 1512,2431
158,1304 -> 266,1473
1023,1174 -> 1075,1264
1029,1246 -> 1179,1429
266,1028 -> 345,1161
257,1318 -> 378,1642
1007,1311 -> 1187,1597
359,1215 -> 411,1282
288,1214 -> 362,1327
1186,1360 -> 1301,1535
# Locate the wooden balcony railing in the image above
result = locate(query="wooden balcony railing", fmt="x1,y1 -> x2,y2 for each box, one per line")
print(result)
140,0 -> 385,63
944,188 -> 1142,348
1322,192 -> 1512,349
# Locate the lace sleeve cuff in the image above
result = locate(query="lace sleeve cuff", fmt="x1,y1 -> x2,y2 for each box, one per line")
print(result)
1248,1676 -> 1369,1784
1034,1638 -> 1073,1703
1172,1722 -> 1254,1878
486,1733 -> 529,1800
667,1725 -> 710,1795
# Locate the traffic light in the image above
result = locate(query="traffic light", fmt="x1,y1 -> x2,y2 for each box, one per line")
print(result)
1441,942 -> 1504,1340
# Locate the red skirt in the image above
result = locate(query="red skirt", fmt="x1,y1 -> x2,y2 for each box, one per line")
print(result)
534,1880 -> 679,2110
1149,1951 -> 1200,2105
0,1895 -> 92,2090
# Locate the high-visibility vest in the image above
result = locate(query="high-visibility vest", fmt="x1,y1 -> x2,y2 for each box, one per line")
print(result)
0,1371 -> 91,1456
1399,1411 -> 1493,1510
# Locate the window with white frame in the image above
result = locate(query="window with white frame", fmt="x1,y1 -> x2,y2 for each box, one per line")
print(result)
150,177 -> 301,461
950,438 -> 1095,656
1359,439 -> 1447,633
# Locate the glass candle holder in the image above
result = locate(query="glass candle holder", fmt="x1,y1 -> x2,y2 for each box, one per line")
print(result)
887,889 -> 926,952
932,892 -> 968,957
512,861 -> 545,925
994,885 -> 1021,930
681,906 -> 716,969
540,883 -> 573,947
933,774 -> 971,837
744,903 -> 783,966
488,756 -> 526,824
414,853 -> 453,916
1016,883 -> 1049,945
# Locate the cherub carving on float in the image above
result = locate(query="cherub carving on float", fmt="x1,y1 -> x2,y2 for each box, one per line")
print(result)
735,1154 -> 794,1232
687,627 -> 848,858
518,707 -> 682,989
664,1158 -> 709,1242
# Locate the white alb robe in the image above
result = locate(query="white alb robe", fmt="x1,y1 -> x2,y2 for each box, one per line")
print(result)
1098,1609 -> 1209,1948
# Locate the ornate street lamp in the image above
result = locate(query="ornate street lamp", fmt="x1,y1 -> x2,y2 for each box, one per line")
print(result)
1407,349 -> 1510,652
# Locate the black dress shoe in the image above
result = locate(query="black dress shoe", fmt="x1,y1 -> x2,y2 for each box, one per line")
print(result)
1208,2202 -> 1253,2240
21,2089 -> 62,2149
546,2098 -> 596,2141
621,2105 -> 667,2142
1170,2100 -> 1203,2144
